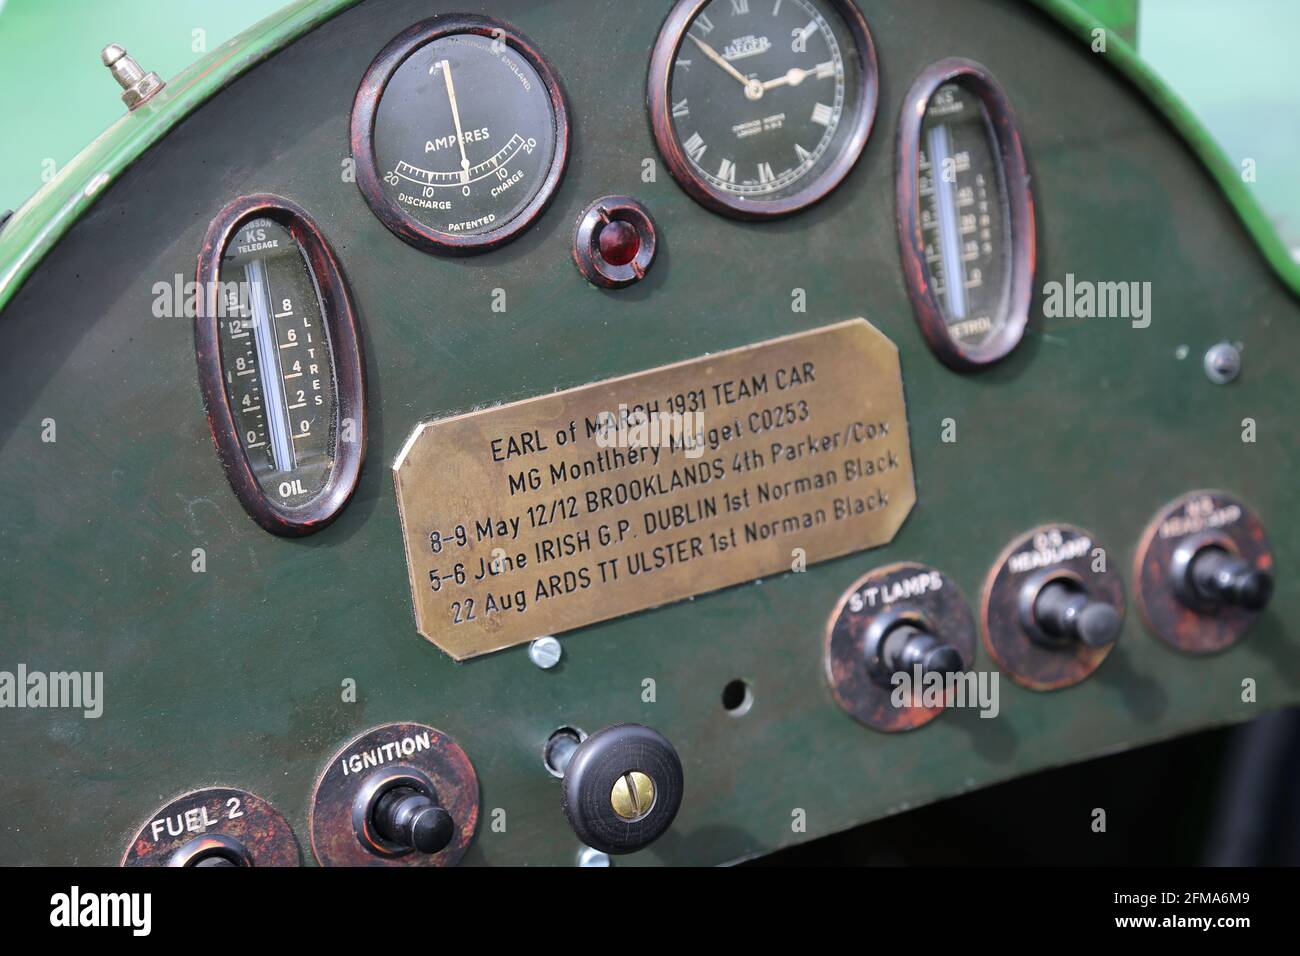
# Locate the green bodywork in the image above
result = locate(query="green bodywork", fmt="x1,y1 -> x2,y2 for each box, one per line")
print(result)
0,0 -> 1296,865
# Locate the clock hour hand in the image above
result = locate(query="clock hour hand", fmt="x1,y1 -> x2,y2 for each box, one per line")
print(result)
760,61 -> 833,91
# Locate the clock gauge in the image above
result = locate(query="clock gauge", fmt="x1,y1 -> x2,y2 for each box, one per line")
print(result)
351,15 -> 569,254
647,0 -> 879,219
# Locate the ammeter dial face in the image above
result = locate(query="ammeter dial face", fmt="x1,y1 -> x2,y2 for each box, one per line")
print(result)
352,16 -> 569,254
218,217 -> 336,505
896,59 -> 1035,370
648,0 -> 878,219
917,83 -> 1010,350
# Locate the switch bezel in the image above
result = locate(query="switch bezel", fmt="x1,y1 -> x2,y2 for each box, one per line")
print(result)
981,524 -> 1124,690
1134,490 -> 1273,654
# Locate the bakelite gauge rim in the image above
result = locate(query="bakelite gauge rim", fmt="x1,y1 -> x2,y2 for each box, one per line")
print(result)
351,14 -> 571,255
122,787 -> 301,867
647,0 -> 880,221
980,523 -> 1125,691
1133,490 -> 1274,654
824,561 -> 977,733
895,57 -> 1037,370
309,722 -> 480,867
195,194 -> 366,536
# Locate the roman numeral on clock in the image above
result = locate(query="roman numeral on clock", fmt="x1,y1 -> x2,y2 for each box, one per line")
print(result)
811,102 -> 834,126
684,132 -> 708,162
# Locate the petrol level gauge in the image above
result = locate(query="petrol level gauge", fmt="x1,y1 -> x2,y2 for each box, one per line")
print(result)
352,15 -> 570,254
195,196 -> 366,536
896,59 -> 1035,369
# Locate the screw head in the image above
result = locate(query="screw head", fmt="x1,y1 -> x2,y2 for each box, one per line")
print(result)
528,636 -> 562,669
610,771 -> 656,821
1203,342 -> 1241,385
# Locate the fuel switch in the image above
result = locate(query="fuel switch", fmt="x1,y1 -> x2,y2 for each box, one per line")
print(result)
123,787 -> 300,867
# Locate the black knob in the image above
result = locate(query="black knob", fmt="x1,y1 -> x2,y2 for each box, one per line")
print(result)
372,786 -> 454,855
1033,580 -> 1122,648
881,623 -> 964,677
561,723 -> 684,856
1189,547 -> 1272,611
191,855 -> 239,867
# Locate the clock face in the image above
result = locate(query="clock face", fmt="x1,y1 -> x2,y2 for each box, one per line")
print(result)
649,0 -> 878,218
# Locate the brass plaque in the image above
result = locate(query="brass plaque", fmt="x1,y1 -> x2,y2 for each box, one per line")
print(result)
394,319 -> 916,659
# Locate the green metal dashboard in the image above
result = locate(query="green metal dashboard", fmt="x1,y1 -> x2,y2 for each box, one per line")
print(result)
0,0 -> 1295,866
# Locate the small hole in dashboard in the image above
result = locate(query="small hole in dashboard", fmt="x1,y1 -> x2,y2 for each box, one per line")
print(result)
722,680 -> 753,716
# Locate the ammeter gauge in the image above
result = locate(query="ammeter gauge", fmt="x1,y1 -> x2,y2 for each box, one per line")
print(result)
351,15 -> 569,254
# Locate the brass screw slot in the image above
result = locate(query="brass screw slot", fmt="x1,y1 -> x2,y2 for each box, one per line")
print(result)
610,771 -> 655,821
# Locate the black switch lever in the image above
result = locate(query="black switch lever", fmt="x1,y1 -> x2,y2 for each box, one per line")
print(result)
880,623 -> 964,677
1187,547 -> 1272,611
168,833 -> 254,867
371,786 -> 454,855
1032,579 -> 1122,648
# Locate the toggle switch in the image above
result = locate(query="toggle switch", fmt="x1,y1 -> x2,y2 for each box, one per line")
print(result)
353,768 -> 456,857
311,723 -> 479,867
983,526 -> 1124,690
372,786 -> 454,854
1179,544 -> 1273,612
169,833 -> 254,868
825,562 -> 976,732
1135,491 -> 1274,654
551,723 -> 684,856
1027,577 -> 1122,649
878,622 -> 965,680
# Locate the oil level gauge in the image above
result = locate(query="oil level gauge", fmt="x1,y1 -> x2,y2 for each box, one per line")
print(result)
896,58 -> 1035,369
351,14 -> 569,254
195,195 -> 365,535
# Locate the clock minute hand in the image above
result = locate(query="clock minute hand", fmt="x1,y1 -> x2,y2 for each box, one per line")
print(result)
687,33 -> 760,97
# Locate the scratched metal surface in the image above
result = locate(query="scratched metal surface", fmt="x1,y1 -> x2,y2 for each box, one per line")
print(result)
0,0 -> 1295,865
